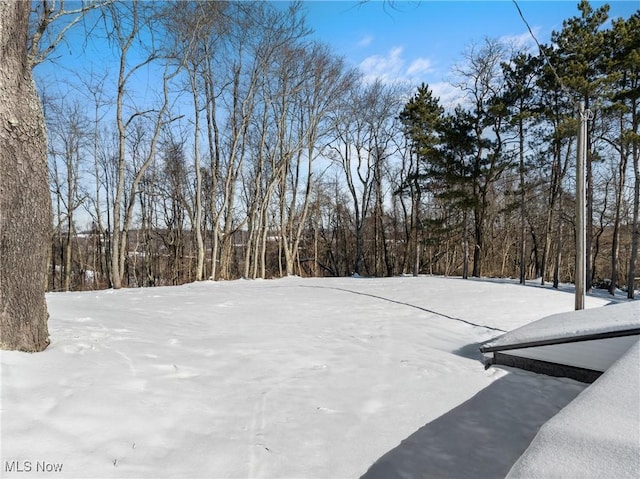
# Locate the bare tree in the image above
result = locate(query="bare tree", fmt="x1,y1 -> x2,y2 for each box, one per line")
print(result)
161,1 -> 232,281
46,97 -> 89,291
365,83 -> 403,276
218,3 -> 283,280
220,2 -> 310,279
28,0 -> 112,68
0,1 -> 52,351
79,69 -> 112,288
329,80 -> 400,276
106,0 -> 178,289
157,134 -> 190,285
265,42 -> 354,277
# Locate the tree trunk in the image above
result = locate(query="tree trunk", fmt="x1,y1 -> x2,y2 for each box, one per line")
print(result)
552,194 -> 564,289
628,138 -> 639,299
462,211 -> 469,279
64,219 -> 73,291
585,100 -> 594,292
0,1 -> 52,351
472,206 -> 483,278
412,187 -> 421,276
518,116 -> 526,285
191,79 -> 205,281
610,140 -> 627,295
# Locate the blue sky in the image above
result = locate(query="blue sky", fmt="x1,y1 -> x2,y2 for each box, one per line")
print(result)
294,0 -> 639,101
35,1 -> 638,108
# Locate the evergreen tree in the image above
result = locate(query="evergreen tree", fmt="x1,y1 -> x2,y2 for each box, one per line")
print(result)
398,83 -> 445,275
501,52 -> 541,284
531,43 -> 577,286
552,0 -> 610,290
436,107 -> 477,278
398,83 -> 444,172
453,39 -> 513,277
603,12 -> 640,297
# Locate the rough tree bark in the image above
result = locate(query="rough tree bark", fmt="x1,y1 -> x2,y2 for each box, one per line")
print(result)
0,1 -> 52,352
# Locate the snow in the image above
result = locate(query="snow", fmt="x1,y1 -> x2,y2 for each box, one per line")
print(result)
507,339 -> 640,479
484,300 -> 640,349
0,276 -> 633,478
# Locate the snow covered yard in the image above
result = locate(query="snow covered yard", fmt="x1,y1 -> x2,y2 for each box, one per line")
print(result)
0,276 -> 614,478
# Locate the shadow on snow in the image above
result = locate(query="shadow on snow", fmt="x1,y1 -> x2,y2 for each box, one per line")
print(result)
359,368 -> 585,479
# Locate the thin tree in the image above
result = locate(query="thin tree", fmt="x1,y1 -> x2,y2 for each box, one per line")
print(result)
451,39 -> 513,277
78,69 -> 112,288
46,99 -> 89,291
272,43 -> 354,277
329,82 -> 373,276
106,0 -> 178,288
160,1 -> 230,281
603,12 -> 640,296
501,53 -> 539,284
552,0 -> 610,290
398,83 -> 445,276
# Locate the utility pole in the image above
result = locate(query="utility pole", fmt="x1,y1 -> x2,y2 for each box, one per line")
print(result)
575,101 -> 591,310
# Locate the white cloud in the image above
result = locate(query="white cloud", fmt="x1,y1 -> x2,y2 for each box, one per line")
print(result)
407,58 -> 434,76
358,47 -> 436,85
428,81 -> 463,110
356,34 -> 374,48
357,49 -> 464,110
500,28 -> 540,53
358,46 -> 405,83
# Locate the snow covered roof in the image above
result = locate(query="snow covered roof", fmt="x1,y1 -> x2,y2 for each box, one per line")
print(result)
506,339 -> 640,478
481,301 -> 639,382
481,301 -> 639,351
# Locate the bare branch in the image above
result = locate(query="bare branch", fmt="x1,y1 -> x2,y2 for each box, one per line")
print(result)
29,0 -> 113,68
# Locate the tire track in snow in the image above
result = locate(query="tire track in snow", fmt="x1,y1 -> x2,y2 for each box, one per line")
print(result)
300,285 -> 507,333
248,390 -> 270,478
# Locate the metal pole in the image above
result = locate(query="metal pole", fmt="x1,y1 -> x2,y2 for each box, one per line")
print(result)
575,101 -> 587,310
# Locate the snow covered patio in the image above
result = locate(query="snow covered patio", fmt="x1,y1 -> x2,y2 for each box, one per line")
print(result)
0,276 -> 636,478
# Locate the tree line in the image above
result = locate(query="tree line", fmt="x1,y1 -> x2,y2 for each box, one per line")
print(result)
34,1 -> 639,298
